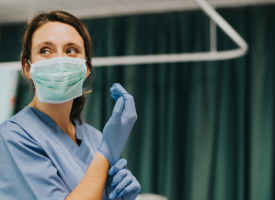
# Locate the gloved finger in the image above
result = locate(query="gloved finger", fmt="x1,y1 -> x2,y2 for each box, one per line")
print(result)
111,168 -> 128,188
109,159 -> 127,176
110,83 -> 136,117
118,176 -> 141,196
111,94 -> 120,102
111,97 -> 124,124
110,83 -> 128,98
109,170 -> 133,199
122,94 -> 137,122
115,180 -> 140,199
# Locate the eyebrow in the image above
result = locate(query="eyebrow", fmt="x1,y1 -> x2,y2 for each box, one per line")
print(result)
37,41 -> 83,50
37,41 -> 54,49
65,42 -> 83,49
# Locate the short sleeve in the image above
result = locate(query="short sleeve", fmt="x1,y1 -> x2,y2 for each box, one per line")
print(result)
0,122 -> 70,200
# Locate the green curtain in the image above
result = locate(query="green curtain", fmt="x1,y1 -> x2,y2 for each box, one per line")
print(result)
1,5 -> 275,200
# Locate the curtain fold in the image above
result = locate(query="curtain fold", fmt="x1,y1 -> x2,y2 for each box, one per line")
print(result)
0,5 -> 274,200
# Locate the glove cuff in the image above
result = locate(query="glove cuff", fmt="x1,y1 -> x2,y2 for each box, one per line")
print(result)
98,139 -> 114,166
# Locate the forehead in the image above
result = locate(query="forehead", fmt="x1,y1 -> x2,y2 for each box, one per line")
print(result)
32,21 -> 84,47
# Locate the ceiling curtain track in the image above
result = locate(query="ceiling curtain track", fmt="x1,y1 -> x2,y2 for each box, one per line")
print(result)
0,0 -> 248,70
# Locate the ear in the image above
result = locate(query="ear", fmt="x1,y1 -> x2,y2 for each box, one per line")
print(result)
85,62 -> 90,78
22,58 -> 32,79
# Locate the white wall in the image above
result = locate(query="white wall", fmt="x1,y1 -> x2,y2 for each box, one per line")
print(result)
0,0 -> 274,24
0,71 -> 19,123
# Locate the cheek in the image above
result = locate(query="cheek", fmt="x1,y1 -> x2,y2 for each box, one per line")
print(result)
30,46 -> 37,63
30,52 -> 38,63
77,52 -> 86,59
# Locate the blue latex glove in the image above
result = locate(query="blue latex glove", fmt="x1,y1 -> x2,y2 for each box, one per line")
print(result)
105,159 -> 141,199
99,83 -> 137,166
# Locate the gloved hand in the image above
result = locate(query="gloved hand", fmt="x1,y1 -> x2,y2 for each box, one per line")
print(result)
105,159 -> 141,199
98,83 -> 137,166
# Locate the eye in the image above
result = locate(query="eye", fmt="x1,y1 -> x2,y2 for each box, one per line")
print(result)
67,48 -> 78,54
40,48 -> 51,55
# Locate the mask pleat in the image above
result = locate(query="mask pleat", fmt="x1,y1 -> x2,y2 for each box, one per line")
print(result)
30,57 -> 87,103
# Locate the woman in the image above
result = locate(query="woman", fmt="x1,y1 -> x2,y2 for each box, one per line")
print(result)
0,10 -> 141,200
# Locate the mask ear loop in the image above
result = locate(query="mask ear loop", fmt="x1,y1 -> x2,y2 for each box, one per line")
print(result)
27,60 -> 33,81
27,60 -> 37,89
83,59 -> 92,94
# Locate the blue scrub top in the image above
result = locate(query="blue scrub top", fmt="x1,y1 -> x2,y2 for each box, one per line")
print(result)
0,106 -> 109,200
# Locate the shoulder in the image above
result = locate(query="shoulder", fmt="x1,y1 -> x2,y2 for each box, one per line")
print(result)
2,106 -> 39,129
9,106 -> 33,121
0,120 -> 44,157
0,107 -> 43,150
0,120 -> 22,136
0,110 -> 28,137
0,106 -> 33,137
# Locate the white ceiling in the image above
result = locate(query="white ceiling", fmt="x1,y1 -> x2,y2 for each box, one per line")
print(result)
0,0 -> 274,24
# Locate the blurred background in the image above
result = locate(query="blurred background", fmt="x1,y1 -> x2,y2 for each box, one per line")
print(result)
0,0 -> 275,200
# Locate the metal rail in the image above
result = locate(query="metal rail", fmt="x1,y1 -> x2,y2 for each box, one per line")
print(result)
0,0 -> 248,70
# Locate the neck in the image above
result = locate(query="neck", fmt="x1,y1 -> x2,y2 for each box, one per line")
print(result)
29,94 -> 77,143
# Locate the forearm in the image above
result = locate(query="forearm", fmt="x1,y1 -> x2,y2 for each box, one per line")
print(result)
66,152 -> 110,200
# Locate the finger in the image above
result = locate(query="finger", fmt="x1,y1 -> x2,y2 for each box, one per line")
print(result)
109,159 -> 127,176
116,180 -> 140,199
111,169 -> 128,188
110,97 -> 124,124
110,83 -> 128,97
111,94 -> 120,102
122,94 -> 137,121
109,170 -> 133,199
122,93 -> 136,113
120,176 -> 141,195
110,83 -> 136,117
112,97 -> 124,114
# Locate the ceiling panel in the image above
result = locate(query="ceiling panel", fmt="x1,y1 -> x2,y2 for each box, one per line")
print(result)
63,1 -> 120,10
0,0 -> 274,24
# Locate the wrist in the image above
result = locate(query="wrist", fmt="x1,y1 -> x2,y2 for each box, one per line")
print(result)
98,138 -> 115,166
95,151 -> 111,168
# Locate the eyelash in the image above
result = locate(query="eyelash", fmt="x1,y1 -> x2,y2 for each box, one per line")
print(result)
39,48 -> 79,54
67,48 -> 79,54
40,48 -> 51,54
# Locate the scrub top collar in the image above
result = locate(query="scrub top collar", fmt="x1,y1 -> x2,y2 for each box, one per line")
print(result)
27,106 -> 91,165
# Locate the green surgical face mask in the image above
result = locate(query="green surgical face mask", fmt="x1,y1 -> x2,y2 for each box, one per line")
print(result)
29,57 -> 87,104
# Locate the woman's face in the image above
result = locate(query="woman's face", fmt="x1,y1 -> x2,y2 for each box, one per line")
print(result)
24,21 -> 89,79
31,21 -> 85,62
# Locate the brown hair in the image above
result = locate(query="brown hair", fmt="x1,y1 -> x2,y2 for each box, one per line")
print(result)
20,10 -> 94,124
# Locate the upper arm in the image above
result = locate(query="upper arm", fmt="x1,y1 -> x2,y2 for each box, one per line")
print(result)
0,123 -> 70,200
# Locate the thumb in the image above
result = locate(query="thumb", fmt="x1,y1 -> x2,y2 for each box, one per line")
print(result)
110,97 -> 124,124
109,159 -> 127,176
